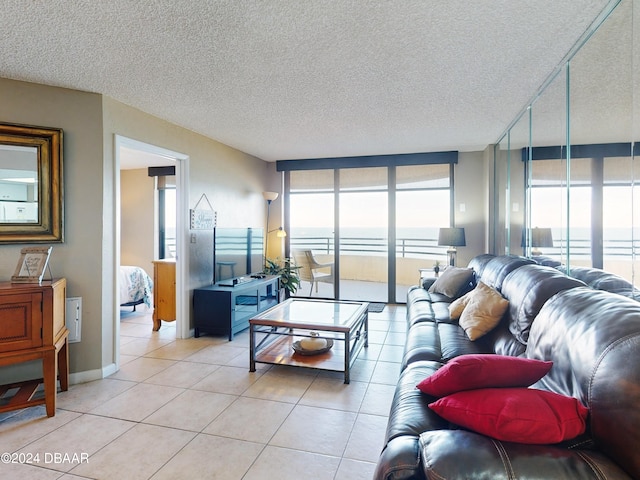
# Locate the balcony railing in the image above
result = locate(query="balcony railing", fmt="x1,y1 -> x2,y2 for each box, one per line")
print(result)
291,236 -> 445,258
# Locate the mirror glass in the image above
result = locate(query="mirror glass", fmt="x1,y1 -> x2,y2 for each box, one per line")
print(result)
0,123 -> 63,243
0,145 -> 39,223
529,65 -> 568,265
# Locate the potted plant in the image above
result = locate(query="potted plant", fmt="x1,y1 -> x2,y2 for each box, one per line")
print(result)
263,257 -> 301,298
433,260 -> 441,276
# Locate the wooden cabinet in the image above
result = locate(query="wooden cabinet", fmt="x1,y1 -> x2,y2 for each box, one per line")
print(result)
0,278 -> 68,417
193,275 -> 280,340
152,259 -> 176,331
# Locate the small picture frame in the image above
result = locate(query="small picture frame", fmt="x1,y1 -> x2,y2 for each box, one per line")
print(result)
11,246 -> 53,284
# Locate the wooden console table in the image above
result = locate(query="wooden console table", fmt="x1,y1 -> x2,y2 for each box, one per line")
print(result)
0,278 -> 69,417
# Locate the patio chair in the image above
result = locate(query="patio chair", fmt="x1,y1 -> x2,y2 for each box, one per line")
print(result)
292,249 -> 334,296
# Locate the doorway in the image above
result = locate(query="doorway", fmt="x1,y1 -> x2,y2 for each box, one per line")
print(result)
114,135 -> 189,370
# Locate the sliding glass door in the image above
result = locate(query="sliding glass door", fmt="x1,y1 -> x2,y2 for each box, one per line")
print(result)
284,157 -> 454,303
338,167 -> 388,302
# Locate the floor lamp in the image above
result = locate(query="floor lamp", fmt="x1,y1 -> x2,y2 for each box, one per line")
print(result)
262,191 -> 278,261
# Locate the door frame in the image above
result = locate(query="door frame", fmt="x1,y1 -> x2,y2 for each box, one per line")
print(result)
113,135 -> 190,369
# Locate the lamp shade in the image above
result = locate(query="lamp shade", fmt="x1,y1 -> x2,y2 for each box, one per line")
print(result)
522,227 -> 554,248
262,191 -> 279,202
438,227 -> 466,247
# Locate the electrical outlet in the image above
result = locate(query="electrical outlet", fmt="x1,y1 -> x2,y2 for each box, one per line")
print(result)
190,233 -> 196,243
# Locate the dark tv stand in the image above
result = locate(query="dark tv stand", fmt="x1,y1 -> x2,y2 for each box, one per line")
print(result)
193,275 -> 280,340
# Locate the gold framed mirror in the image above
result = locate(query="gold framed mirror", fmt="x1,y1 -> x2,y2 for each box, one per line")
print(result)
0,123 -> 63,243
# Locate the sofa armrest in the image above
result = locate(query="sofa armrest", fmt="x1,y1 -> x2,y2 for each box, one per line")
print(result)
419,430 -> 632,480
374,436 -> 425,480
422,277 -> 437,290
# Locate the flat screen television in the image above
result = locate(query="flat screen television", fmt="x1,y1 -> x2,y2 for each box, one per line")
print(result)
213,227 -> 264,284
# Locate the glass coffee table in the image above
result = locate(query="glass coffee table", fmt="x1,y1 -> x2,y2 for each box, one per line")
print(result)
249,298 -> 368,384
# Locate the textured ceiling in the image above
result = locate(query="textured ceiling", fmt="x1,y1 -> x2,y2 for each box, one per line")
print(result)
0,0 -> 613,162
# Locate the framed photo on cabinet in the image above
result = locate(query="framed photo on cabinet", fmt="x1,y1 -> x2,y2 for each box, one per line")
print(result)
11,246 -> 53,283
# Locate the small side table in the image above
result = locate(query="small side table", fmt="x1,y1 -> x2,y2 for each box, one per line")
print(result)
418,268 -> 438,289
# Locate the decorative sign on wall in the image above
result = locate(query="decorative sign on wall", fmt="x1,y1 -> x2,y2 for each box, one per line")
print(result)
190,193 -> 217,230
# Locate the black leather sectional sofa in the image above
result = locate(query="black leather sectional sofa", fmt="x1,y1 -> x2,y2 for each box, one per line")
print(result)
374,254 -> 640,480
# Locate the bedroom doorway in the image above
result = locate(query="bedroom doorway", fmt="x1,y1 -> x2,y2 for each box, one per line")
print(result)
115,135 -> 189,370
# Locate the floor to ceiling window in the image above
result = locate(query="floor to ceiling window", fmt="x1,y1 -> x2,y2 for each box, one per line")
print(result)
338,167 -> 388,302
288,169 -> 336,298
281,153 -> 455,304
529,150 -> 638,282
395,164 -> 451,300
157,175 -> 176,259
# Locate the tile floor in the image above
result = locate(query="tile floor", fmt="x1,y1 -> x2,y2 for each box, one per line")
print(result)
0,303 -> 406,480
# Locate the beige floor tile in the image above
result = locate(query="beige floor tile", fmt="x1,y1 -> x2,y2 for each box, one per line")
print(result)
343,413 -> 389,462
370,360 -> 402,385
368,330 -> 388,344
384,331 -> 407,345
109,357 -> 176,382
143,389 -> 236,431
56,378 -> 136,413
119,335 -> 138,346
0,406 -> 81,453
377,344 -> 405,363
0,462 -> 65,480
270,404 -> 357,456
119,309 -> 154,324
1,306 -> 407,480
120,321 -> 158,338
360,383 -> 396,416
88,383 -> 184,422
150,433 -> 264,480
143,338 -> 209,360
17,414 -> 134,471
334,458 -> 377,480
368,319 -> 391,332
203,396 -> 294,443
355,343 -> 382,362
299,377 -> 368,412
119,337 -> 174,356
69,423 -> 195,480
241,370 -> 315,403
340,358 -> 377,383
183,343 -> 247,365
144,361 -> 220,388
243,445 -> 340,480
191,365 -> 264,395
119,354 -> 139,366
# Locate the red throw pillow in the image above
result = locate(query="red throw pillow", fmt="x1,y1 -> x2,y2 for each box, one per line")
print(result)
416,354 -> 552,397
429,388 -> 589,444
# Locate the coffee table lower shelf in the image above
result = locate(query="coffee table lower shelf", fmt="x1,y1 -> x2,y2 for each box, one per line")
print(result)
250,330 -> 366,383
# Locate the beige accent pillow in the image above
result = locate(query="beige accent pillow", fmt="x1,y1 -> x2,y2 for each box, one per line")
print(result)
449,290 -> 473,320
459,281 -> 509,341
428,267 -> 474,298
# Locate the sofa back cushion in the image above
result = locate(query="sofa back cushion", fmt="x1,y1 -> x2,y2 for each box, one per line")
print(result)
526,287 -> 640,478
561,265 -> 640,299
479,255 -> 535,292
467,254 -> 495,278
500,264 -> 585,344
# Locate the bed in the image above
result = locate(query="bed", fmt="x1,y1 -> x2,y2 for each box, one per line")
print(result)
119,266 -> 153,310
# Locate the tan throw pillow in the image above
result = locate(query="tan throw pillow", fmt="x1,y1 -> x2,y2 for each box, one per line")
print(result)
449,290 -> 473,319
459,281 -> 509,341
428,267 -> 474,298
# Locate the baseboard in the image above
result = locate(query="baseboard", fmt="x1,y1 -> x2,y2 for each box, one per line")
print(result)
69,363 -> 117,385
